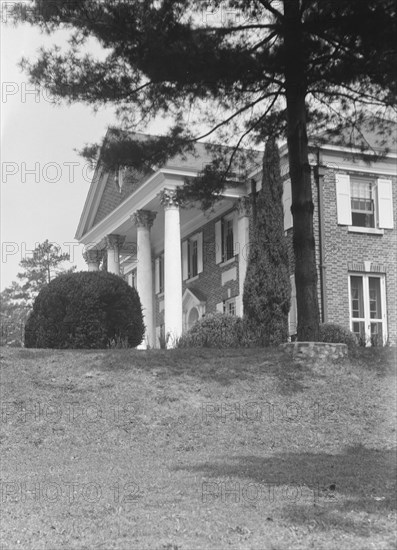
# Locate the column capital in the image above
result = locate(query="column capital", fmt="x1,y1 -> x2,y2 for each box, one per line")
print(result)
83,249 -> 103,264
159,188 -> 183,208
131,210 -> 157,229
105,234 -> 126,250
236,196 -> 251,218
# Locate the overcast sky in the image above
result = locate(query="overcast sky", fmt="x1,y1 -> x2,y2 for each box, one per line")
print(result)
1,20 -> 118,289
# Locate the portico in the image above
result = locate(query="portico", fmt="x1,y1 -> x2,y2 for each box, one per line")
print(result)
77,142 -> 249,348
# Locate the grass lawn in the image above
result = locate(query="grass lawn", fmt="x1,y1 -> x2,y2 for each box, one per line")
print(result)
0,346 -> 396,550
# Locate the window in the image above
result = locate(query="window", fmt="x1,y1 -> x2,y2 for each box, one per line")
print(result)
222,298 -> 236,315
215,213 -> 237,264
349,274 -> 386,346
222,217 -> 234,261
188,238 -> 198,278
335,174 -> 393,230
350,180 -> 375,228
155,254 -> 164,294
182,233 -> 203,280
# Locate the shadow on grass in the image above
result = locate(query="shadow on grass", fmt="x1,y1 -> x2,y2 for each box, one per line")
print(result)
94,347 -> 311,393
173,444 -> 397,534
349,346 -> 397,377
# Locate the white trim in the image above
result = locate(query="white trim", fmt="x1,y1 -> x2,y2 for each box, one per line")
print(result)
318,143 -> 397,159
288,274 -> 297,336
75,165 -> 105,239
197,232 -> 203,274
221,267 -> 237,285
348,227 -> 384,235
283,179 -> 293,230
348,272 -> 388,346
377,178 -> 394,229
219,256 -> 236,268
215,220 -> 222,264
182,240 -> 188,280
77,170 -> 166,242
335,173 -> 352,225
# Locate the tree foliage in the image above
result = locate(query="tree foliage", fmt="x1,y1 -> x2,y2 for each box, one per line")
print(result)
0,282 -> 30,346
10,0 -> 396,340
17,239 -> 75,304
243,137 -> 290,345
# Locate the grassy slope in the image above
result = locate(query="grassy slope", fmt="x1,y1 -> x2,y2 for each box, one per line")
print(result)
0,347 -> 396,550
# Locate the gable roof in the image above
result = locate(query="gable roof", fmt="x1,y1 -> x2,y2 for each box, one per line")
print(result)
75,133 -> 262,239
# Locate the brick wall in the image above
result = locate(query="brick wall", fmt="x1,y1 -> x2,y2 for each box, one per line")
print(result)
321,169 -> 397,342
283,170 -> 323,322
153,166 -> 396,343
154,208 -> 240,329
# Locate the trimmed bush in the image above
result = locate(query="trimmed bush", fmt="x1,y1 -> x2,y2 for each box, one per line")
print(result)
24,271 -> 145,349
319,323 -> 358,350
177,313 -> 257,348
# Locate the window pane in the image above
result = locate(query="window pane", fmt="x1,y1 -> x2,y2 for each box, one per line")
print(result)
351,180 -> 375,227
192,240 -> 198,276
226,220 -> 234,260
369,278 -> 382,319
352,321 -> 365,342
350,276 -> 364,318
370,323 -> 383,346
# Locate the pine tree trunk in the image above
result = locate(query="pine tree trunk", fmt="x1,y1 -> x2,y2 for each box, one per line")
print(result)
284,0 -> 320,341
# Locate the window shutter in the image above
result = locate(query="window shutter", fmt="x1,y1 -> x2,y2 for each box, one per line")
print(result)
155,258 -> 160,294
182,241 -> 188,280
283,180 -> 293,230
288,275 -> 297,335
335,173 -> 352,225
197,232 -> 203,273
377,179 -> 394,229
232,212 -> 239,255
216,302 -> 224,313
215,220 -> 222,264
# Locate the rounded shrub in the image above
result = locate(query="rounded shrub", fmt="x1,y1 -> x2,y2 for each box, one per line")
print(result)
177,312 -> 255,348
24,271 -> 145,349
319,323 -> 358,350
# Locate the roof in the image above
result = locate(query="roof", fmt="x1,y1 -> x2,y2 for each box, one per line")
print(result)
119,131 -> 263,173
312,123 -> 397,154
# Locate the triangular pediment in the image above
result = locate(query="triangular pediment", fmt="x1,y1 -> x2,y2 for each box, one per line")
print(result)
92,166 -> 152,227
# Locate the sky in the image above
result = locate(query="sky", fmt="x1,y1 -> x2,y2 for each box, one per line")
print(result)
0,18 -> 118,289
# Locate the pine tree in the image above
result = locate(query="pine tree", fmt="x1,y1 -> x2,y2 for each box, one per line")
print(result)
243,137 -> 290,345
10,0 -> 396,340
17,240 -> 75,304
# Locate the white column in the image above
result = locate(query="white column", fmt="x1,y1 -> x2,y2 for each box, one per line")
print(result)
105,234 -> 125,275
131,210 -> 157,348
83,249 -> 101,271
160,189 -> 183,348
236,197 -> 251,316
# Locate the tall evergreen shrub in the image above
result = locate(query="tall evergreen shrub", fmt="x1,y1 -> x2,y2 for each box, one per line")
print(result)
243,137 -> 291,345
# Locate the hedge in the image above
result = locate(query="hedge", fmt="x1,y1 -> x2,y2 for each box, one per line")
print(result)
25,271 -> 145,349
